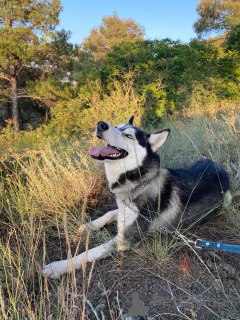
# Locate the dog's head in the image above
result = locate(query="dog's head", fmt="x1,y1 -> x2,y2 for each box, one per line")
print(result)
89,116 -> 170,165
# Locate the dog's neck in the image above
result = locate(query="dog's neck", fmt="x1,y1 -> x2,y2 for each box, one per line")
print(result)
104,154 -> 161,196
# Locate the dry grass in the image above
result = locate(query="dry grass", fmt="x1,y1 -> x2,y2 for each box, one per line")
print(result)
0,132 -> 111,319
0,109 -> 240,319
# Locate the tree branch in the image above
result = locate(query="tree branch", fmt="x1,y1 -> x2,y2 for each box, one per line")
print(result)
16,64 -> 27,77
17,95 -> 45,100
0,75 -> 11,82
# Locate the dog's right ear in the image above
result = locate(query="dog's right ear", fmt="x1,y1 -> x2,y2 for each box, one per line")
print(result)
148,129 -> 170,152
128,116 -> 134,125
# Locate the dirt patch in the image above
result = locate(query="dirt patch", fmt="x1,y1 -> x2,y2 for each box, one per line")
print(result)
44,220 -> 240,319
76,252 -> 240,319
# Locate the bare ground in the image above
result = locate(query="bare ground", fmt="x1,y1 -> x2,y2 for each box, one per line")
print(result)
44,208 -> 240,320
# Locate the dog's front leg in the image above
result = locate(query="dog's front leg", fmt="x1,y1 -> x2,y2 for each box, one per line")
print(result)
81,209 -> 118,232
43,234 -> 125,279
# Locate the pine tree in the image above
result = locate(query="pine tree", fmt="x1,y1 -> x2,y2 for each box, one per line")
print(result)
194,0 -> 240,38
0,0 -> 62,135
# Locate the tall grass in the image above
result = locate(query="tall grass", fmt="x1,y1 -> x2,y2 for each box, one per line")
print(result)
0,108 -> 239,319
0,132 -> 111,319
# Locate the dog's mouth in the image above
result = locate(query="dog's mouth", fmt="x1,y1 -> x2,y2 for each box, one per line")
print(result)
89,144 -> 128,161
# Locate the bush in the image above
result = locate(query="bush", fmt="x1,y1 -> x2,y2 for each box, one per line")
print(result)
52,77 -> 143,134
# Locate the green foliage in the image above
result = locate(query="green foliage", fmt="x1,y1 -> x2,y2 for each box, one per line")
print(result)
0,0 -> 63,134
81,12 -> 145,62
102,39 -> 181,86
1,4 -> 240,137
65,36 -> 240,127
1,6 -> 240,318
225,23 -> 240,52
51,77 -> 143,134
26,78 -> 77,108
189,78 -> 239,111
0,0 -> 63,75
205,33 -> 228,48
140,83 -> 167,125
39,29 -> 76,79
101,39 -> 184,121
0,119 -> 14,146
73,49 -> 101,87
98,38 -> 240,121
194,0 -> 240,37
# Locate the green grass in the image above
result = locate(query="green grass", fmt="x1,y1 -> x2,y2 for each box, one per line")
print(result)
0,112 -> 239,319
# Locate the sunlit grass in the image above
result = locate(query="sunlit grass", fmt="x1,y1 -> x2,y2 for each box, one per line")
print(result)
0,110 -> 239,319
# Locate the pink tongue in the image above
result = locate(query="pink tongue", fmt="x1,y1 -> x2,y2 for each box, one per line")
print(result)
89,146 -> 120,157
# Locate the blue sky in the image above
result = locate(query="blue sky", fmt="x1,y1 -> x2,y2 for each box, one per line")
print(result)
57,0 -> 201,45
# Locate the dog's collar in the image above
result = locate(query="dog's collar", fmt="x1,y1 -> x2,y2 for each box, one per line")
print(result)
123,172 -> 176,233
127,171 -> 160,201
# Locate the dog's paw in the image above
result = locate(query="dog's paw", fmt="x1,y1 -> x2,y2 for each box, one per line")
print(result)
78,224 -> 88,234
79,222 -> 95,234
42,260 -> 68,279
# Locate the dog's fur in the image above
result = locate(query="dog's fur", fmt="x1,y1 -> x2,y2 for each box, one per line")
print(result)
43,117 -> 230,279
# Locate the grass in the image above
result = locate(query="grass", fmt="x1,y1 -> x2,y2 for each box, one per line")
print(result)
0,109 -> 240,319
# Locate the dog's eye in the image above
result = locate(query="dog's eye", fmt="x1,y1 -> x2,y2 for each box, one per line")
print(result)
125,134 -> 133,139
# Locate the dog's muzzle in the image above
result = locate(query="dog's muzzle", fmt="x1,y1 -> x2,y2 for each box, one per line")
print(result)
96,121 -> 109,138
97,121 -> 109,131
89,121 -> 128,161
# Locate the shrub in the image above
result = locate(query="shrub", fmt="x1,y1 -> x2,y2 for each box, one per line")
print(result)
51,77 -> 143,134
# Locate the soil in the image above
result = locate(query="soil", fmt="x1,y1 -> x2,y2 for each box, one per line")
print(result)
44,211 -> 240,320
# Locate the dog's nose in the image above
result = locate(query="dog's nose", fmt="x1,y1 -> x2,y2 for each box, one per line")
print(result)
97,121 -> 109,131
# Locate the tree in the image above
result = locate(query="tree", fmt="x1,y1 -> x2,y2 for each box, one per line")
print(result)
26,29 -> 77,108
100,38 -> 239,117
41,29 -> 75,79
0,0 -> 62,135
81,13 -> 145,62
225,23 -> 240,52
194,0 -> 240,37
101,39 -> 185,120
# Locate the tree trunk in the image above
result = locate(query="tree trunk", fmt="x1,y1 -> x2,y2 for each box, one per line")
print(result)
10,75 -> 20,136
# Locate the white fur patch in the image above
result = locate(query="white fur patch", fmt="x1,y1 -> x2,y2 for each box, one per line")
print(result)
82,209 -> 118,231
117,199 -> 139,250
224,190 -> 232,209
103,125 -> 147,187
43,236 -> 119,279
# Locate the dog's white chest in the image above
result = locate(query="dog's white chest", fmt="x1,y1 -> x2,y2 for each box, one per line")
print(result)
117,199 -> 139,228
116,199 -> 139,250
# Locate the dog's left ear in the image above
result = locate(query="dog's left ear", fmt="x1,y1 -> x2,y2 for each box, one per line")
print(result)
128,116 -> 134,125
148,129 -> 170,152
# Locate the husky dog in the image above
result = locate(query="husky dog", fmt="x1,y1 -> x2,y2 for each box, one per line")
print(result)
43,116 -> 230,279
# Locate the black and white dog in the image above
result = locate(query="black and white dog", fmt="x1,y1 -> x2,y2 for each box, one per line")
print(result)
43,117 -> 230,278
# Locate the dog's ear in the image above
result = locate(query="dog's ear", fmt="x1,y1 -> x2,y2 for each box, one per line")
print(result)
128,116 -> 134,125
148,129 -> 170,152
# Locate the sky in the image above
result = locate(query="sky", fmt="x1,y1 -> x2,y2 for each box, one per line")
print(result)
57,0 -> 201,45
